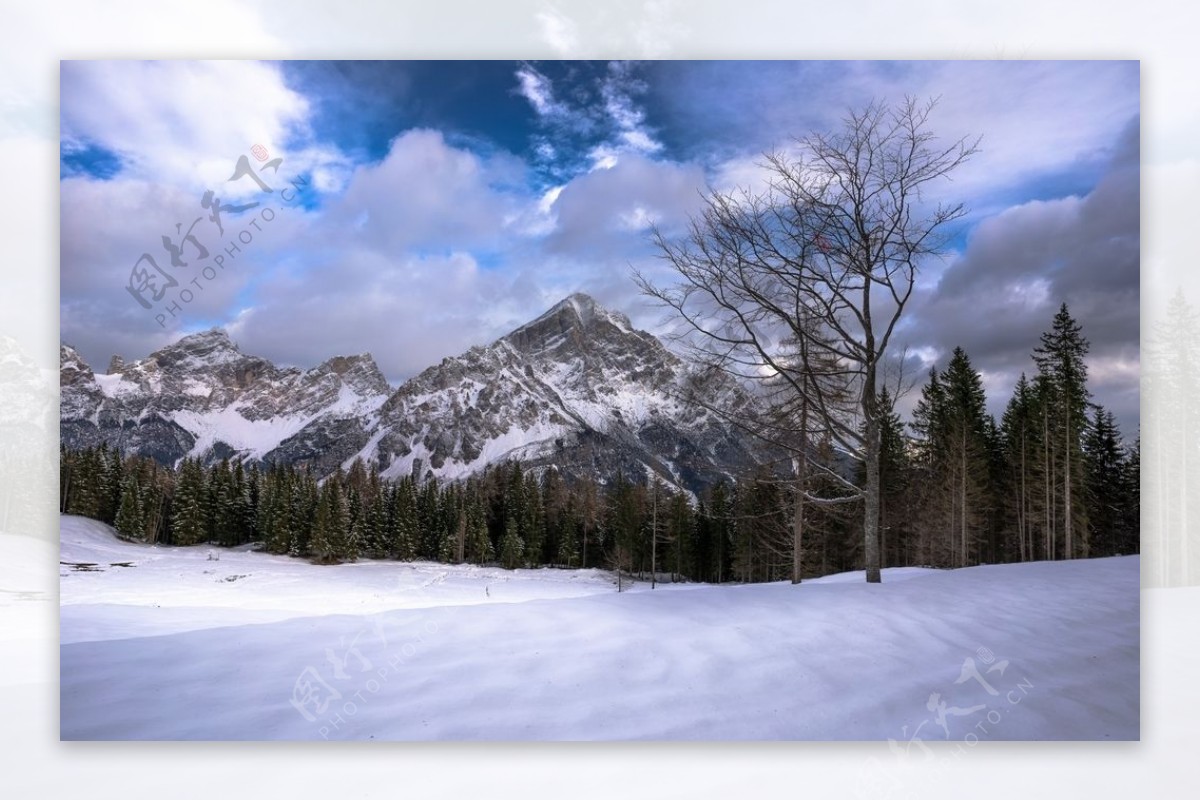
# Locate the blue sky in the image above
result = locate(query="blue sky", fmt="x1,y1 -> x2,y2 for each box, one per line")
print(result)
59,60 -> 1140,430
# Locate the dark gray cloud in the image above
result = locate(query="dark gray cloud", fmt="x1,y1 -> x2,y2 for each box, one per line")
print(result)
902,117 -> 1140,433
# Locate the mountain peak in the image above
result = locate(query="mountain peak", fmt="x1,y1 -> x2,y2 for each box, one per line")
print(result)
552,292 -> 632,331
315,353 -> 392,396
150,327 -> 243,370
504,293 -> 636,355
175,327 -> 236,349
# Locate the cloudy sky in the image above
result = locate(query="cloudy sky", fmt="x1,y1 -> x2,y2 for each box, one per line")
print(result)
59,60 -> 1139,431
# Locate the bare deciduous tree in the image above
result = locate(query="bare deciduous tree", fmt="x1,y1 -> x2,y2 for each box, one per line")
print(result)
638,97 -> 977,583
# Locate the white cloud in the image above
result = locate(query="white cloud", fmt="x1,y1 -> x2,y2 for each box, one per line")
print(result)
534,6 -> 580,57
600,61 -> 662,156
587,144 -> 620,171
60,60 -> 350,200
319,128 -> 524,253
514,63 -> 562,118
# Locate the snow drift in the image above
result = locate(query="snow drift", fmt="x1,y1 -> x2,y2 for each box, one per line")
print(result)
59,515 -> 1138,741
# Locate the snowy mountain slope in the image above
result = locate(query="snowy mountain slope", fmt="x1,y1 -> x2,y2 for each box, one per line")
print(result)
360,293 -> 759,489
0,335 -> 55,434
60,294 -> 762,490
60,329 -> 392,467
58,516 -> 1139,741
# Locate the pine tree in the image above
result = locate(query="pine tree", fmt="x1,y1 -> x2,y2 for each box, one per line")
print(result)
1033,303 -> 1091,558
911,366 -> 950,565
309,478 -> 350,564
876,388 -> 912,568
1084,406 -> 1131,557
500,515 -> 524,569
1120,436 -> 1141,556
706,482 -> 734,583
289,469 -> 319,557
941,347 -> 993,567
555,517 -> 580,567
386,478 -> 418,561
911,351 -> 992,568
520,473 -> 545,566
666,490 -> 695,582
171,458 -> 209,545
577,476 -> 600,569
466,497 -> 494,563
66,446 -> 103,519
113,471 -> 144,541
260,466 -> 293,554
360,490 -> 388,559
437,484 -> 463,563
605,472 -> 644,587
230,460 -> 253,545
138,461 -> 167,543
246,462 -> 261,541
541,469 -> 569,567
1001,373 -> 1041,562
416,479 -> 441,559
99,445 -> 123,525
208,458 -> 237,546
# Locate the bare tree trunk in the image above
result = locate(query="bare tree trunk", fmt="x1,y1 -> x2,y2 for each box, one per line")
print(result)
456,512 -> 466,564
1064,408 -> 1072,559
650,482 -> 657,590
864,418 -> 882,583
960,435 -> 968,567
792,398 -> 808,584
792,478 -> 805,584
1019,430 -> 1027,562
1044,405 -> 1054,560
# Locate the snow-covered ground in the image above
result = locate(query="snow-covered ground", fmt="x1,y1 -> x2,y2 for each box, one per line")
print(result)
59,515 -> 1139,741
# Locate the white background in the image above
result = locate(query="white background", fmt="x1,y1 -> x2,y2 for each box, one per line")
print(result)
1,1 -> 1197,798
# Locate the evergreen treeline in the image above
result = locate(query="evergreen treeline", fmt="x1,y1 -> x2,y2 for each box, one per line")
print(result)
60,304 -> 1138,581
59,442 -> 863,582
901,304 -> 1139,566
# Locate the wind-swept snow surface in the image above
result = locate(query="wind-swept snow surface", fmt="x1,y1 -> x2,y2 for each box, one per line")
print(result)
59,515 -> 1138,741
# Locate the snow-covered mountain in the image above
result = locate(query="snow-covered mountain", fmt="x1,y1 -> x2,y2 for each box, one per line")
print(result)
0,335 -> 55,435
60,329 -> 391,468
60,294 -> 759,490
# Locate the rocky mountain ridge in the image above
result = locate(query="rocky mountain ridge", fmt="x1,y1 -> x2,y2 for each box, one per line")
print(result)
60,294 -> 759,491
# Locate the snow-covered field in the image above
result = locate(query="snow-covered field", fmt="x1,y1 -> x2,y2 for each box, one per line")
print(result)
59,515 -> 1139,741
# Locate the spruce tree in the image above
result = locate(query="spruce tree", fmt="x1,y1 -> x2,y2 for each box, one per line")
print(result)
500,515 -> 524,569
171,458 -> 209,545
1120,437 -> 1140,555
208,458 -> 237,546
876,388 -> 911,568
1084,406 -> 1130,557
309,479 -> 351,564
386,479 -> 418,561
466,498 -> 494,563
941,347 -> 993,567
1033,303 -> 1091,558
1001,373 -> 1041,562
99,445 -> 123,525
113,472 -> 144,541
555,517 -> 579,567
139,461 -> 167,543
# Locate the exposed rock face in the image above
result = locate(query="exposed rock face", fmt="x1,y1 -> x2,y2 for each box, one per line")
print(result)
61,294 -> 761,492
366,293 -> 757,491
59,329 -> 390,470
